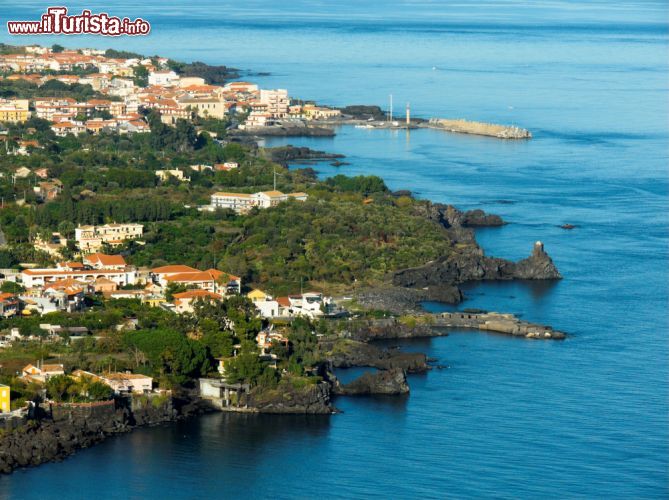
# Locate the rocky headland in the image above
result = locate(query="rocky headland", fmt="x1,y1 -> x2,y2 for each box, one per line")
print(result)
266,145 -> 345,166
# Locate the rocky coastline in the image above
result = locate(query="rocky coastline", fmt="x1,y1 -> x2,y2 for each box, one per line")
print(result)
232,124 -> 335,137
266,145 -> 345,166
0,392 -> 209,475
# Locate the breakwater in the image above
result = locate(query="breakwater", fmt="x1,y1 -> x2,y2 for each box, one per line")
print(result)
433,311 -> 566,339
426,118 -> 532,139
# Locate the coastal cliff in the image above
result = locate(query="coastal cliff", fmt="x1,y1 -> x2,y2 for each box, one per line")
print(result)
239,382 -> 333,414
0,394 -> 204,475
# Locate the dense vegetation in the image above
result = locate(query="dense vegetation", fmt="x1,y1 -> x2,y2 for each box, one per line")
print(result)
167,60 -> 239,85
0,78 -> 112,101
0,296 -> 333,404
0,107 -> 453,293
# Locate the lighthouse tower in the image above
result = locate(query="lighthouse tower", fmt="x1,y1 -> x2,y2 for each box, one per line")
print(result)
406,102 -> 411,126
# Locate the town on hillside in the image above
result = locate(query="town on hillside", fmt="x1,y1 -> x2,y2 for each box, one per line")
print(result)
0,43 -> 340,138
0,43 -> 354,418
0,42 -> 457,430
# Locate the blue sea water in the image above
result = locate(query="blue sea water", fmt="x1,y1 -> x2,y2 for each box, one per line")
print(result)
0,1 -> 668,498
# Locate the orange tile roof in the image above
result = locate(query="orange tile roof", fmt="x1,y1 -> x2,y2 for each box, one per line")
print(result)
276,296 -> 291,307
84,253 -> 127,267
41,364 -> 64,372
173,290 -> 222,300
151,265 -> 199,274
165,271 -> 217,283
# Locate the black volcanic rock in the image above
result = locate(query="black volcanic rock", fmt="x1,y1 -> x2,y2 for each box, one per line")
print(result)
512,241 -> 562,279
336,368 -> 409,396
321,338 -> 429,373
241,382 -> 333,414
393,241 -> 561,289
461,208 -> 505,227
267,145 -> 344,165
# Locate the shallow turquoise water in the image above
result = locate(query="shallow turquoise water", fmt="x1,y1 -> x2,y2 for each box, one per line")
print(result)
0,1 -> 667,498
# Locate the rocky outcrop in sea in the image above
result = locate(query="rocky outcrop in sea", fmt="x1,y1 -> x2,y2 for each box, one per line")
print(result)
239,382 -> 333,414
335,368 -> 410,396
320,338 -> 429,373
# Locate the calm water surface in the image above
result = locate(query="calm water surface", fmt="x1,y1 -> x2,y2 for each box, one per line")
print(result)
0,1 -> 667,498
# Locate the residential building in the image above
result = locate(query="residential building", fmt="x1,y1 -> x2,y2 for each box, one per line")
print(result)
0,293 -> 19,318
0,98 -> 30,123
34,97 -> 77,121
74,223 -> 143,253
148,70 -> 179,86
173,290 -> 223,314
210,190 -> 308,213
156,169 -> 190,182
151,265 -> 241,295
101,372 -> 153,394
33,232 -> 68,258
210,192 -> 255,213
150,265 -> 200,283
33,180 -> 63,201
83,253 -> 127,270
275,293 -> 332,319
93,277 -> 118,294
14,166 -> 32,179
302,104 -> 342,120
21,363 -> 65,383
0,384 -> 9,413
43,278 -> 88,311
21,267 -> 137,289
245,109 -> 271,128
223,81 -> 259,94
72,370 -> 153,394
177,77 -> 206,87
253,190 -> 309,208
177,97 -> 227,119
247,289 -> 280,318
259,89 -> 290,118
51,121 -> 86,137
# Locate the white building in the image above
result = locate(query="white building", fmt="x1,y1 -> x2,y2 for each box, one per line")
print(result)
148,70 -> 179,86
210,192 -> 256,213
259,89 -> 290,118
210,190 -> 308,214
276,293 -> 332,319
21,268 -> 137,289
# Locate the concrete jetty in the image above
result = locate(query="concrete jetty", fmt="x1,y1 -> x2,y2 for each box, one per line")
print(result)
432,311 -> 565,339
425,118 -> 531,139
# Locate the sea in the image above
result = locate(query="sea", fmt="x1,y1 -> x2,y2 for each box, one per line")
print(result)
0,1 -> 667,498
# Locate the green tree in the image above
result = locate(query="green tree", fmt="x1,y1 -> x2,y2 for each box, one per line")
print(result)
46,374 -> 77,402
224,341 -> 263,385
